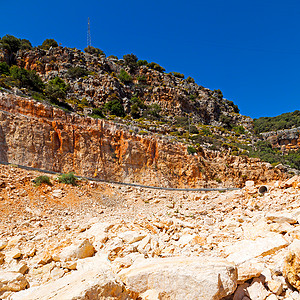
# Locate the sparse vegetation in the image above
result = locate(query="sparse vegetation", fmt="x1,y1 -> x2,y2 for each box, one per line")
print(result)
57,172 -> 77,185
34,175 -> 52,186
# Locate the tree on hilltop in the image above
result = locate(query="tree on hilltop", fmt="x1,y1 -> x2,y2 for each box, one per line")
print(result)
39,39 -> 58,50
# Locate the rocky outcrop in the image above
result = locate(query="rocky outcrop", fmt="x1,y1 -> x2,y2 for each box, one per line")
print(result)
261,127 -> 300,152
0,93 -> 285,187
0,46 -> 251,127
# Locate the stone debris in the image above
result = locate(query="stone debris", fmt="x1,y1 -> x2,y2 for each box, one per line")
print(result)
0,165 -> 299,299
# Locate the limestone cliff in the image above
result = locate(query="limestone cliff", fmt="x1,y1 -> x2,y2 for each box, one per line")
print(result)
0,92 -> 285,187
261,127 -> 300,152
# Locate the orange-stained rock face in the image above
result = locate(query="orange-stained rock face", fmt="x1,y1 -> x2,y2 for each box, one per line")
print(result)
0,93 -> 286,188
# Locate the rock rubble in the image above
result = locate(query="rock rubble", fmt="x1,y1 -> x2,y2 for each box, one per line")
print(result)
0,165 -> 299,299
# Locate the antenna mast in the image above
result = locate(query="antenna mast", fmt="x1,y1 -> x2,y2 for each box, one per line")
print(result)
87,17 -> 91,47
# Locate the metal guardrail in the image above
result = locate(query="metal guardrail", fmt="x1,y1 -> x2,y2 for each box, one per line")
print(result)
0,160 -> 240,192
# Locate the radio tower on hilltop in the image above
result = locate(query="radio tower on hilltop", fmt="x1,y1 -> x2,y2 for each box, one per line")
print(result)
87,17 -> 91,47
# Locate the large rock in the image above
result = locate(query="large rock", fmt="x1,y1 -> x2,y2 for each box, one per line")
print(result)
10,255 -> 137,300
119,256 -> 237,300
225,234 -> 289,265
53,239 -> 96,262
283,239 -> 300,291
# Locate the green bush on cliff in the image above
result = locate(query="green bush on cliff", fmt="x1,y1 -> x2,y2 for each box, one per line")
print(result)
123,54 -> 138,69
143,103 -> 162,120
170,72 -> 184,79
137,60 -> 148,66
20,39 -> 32,50
10,66 -> 44,92
91,107 -> 105,118
147,62 -> 165,73
67,67 -> 89,79
0,35 -> 21,54
45,77 -> 68,102
118,69 -> 132,84
0,62 -> 10,75
104,98 -> 125,117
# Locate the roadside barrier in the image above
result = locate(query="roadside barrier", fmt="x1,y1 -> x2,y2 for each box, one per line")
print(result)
0,161 -> 240,192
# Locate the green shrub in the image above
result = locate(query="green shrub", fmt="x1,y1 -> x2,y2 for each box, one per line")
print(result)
189,125 -> 199,134
227,100 -> 240,113
0,34 -> 21,53
34,175 -> 52,186
213,89 -> 223,99
186,76 -> 195,83
0,62 -> 10,75
137,60 -> 148,66
104,98 -> 125,117
40,39 -> 58,50
137,75 -> 147,83
187,146 -> 197,155
219,114 -> 232,129
108,55 -> 118,59
45,77 -> 68,102
200,127 -> 211,136
10,66 -> 44,91
233,125 -> 245,135
170,72 -> 184,79
118,69 -> 132,84
57,172 -> 77,185
20,39 -> 32,50
67,67 -> 89,79
143,103 -> 161,120
91,107 -> 104,118
123,54 -> 138,69
147,62 -> 165,72
84,46 -> 105,57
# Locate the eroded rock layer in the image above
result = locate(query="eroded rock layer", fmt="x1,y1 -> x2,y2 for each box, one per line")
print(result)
0,93 -> 285,187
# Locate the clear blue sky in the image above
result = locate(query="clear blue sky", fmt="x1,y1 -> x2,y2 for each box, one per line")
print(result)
1,0 -> 300,119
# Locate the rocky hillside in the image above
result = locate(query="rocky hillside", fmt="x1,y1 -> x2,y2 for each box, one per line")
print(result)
1,45 -> 249,128
0,164 -> 300,299
1,35 -> 293,183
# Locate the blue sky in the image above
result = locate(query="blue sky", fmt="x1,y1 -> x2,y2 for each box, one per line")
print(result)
1,0 -> 300,119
